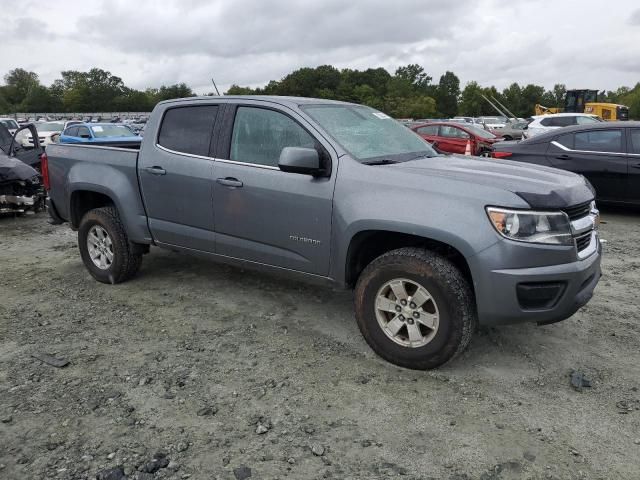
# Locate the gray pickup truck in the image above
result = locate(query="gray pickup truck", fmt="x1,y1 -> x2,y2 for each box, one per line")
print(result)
45,96 -> 601,369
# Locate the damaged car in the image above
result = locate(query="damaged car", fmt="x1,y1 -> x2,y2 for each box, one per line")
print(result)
0,123 -> 46,214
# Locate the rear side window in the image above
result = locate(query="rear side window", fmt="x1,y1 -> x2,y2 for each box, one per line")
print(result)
158,105 -> 218,156
630,129 -> 640,154
548,117 -> 575,127
416,125 -> 439,135
230,107 -> 316,167
576,116 -> 600,125
574,129 -> 623,153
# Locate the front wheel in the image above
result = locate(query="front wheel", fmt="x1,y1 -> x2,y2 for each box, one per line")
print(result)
78,206 -> 142,284
354,248 -> 476,370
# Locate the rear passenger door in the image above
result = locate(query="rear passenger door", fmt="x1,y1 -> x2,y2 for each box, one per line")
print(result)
548,128 -> 627,202
212,104 -> 336,275
138,104 -> 219,252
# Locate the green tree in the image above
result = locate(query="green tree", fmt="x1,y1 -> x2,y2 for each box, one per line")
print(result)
3,68 -> 39,106
435,71 -> 460,117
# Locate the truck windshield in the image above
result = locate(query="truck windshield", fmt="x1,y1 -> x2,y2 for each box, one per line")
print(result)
90,125 -> 137,138
302,104 -> 437,162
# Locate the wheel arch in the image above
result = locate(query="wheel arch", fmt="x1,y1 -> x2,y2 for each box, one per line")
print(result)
343,229 -> 475,296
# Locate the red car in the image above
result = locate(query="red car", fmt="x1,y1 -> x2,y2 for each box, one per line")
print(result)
410,122 -> 502,156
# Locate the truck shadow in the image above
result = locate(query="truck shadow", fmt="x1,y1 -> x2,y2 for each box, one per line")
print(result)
130,248 -> 553,374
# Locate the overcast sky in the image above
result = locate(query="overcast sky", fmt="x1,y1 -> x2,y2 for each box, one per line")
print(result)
2,0 -> 640,94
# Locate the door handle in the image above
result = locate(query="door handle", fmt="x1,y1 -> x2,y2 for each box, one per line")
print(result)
556,154 -> 571,160
144,166 -> 166,175
216,177 -> 243,188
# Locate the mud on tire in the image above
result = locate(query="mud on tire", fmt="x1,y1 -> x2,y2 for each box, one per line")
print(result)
78,206 -> 142,284
354,247 -> 476,370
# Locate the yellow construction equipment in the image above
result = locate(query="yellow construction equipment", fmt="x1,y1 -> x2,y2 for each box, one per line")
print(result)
534,89 -> 629,121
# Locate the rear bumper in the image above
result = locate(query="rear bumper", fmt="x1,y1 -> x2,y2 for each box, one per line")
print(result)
46,197 -> 65,225
475,241 -> 602,326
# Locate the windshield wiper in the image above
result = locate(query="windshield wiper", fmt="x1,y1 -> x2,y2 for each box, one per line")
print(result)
362,159 -> 399,165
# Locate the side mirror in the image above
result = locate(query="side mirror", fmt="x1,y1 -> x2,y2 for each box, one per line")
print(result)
278,147 -> 323,176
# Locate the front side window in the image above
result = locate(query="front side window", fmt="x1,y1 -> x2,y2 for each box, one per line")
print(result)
302,104 -> 436,162
555,133 -> 574,149
77,126 -> 91,138
158,105 -> 218,156
65,127 -> 79,137
230,107 -> 316,167
574,129 -> 623,153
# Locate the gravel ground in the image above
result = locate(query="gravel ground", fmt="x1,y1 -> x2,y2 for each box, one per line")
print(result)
1,209 -> 639,480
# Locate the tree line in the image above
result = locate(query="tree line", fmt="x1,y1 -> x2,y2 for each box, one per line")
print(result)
2,65 -> 639,119
0,68 -> 195,114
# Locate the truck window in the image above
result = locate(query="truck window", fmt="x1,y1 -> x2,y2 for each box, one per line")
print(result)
158,105 -> 218,157
574,129 -> 623,153
230,107 -> 315,167
630,129 -> 640,154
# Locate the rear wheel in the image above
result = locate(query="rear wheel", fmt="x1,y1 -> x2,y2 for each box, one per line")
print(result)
78,206 -> 142,284
354,248 -> 476,370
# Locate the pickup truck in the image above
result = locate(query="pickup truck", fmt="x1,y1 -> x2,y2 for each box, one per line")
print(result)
45,96 -> 602,370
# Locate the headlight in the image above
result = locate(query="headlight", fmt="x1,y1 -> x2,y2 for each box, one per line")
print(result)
486,207 -> 573,245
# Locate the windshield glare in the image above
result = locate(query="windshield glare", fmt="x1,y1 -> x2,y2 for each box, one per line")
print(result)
91,125 -> 137,138
302,104 -> 437,161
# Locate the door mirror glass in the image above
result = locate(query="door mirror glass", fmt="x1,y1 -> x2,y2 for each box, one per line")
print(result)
278,147 -> 321,175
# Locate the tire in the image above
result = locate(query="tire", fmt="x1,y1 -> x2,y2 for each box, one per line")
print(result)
502,135 -> 513,141
78,206 -> 142,284
354,247 -> 476,370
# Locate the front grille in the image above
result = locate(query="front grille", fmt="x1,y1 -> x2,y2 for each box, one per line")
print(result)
563,201 -> 591,221
575,231 -> 592,252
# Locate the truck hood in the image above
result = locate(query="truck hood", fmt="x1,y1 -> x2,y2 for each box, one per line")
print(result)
390,155 -> 594,209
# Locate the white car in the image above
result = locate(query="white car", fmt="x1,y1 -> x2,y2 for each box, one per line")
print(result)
0,118 -> 20,135
523,113 -> 602,139
478,116 -> 507,129
17,121 -> 65,147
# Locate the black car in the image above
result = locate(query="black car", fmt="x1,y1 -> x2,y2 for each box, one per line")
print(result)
492,121 -> 640,205
0,123 -> 46,214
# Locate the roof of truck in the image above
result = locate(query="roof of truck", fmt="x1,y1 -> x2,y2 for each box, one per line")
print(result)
159,95 -> 354,107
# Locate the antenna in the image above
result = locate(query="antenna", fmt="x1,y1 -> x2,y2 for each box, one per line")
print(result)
211,78 -> 221,96
490,96 -> 518,119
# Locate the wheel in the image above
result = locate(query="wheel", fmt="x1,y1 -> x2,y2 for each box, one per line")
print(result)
78,206 -> 142,284
354,248 -> 476,370
502,135 -> 513,141
479,149 -> 492,157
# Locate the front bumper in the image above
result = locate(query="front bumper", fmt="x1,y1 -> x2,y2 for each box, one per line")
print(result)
474,239 -> 602,326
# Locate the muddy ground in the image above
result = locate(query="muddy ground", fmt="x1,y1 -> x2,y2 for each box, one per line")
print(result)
0,209 -> 639,480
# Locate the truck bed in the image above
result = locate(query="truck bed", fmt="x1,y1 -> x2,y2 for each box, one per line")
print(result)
46,142 -> 152,244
